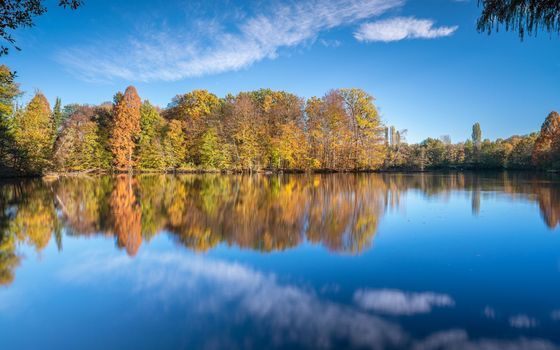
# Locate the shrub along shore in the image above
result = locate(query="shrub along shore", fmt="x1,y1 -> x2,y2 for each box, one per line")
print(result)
1,65 -> 559,178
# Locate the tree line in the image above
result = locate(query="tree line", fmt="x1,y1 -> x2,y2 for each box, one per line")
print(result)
0,65 -> 559,175
384,112 -> 560,170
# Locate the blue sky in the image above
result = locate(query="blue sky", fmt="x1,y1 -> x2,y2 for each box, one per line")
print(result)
2,0 -> 559,143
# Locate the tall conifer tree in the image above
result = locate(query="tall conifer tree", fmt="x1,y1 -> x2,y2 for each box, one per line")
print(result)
110,86 -> 141,170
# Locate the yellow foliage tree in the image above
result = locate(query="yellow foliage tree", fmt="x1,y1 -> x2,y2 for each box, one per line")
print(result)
14,92 -> 53,173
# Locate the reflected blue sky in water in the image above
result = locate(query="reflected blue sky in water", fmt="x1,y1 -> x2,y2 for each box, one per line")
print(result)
1,173 -> 560,349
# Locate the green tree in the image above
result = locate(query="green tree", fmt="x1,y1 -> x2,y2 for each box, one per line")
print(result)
52,97 -> 63,135
0,65 -> 19,117
199,127 -> 229,169
137,101 -> 166,170
139,101 -> 163,140
0,65 -> 22,173
92,103 -> 114,169
472,122 -> 482,149
421,138 -> 447,167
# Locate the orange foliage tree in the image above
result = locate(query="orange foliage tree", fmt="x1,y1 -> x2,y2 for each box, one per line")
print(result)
110,175 -> 142,256
110,86 -> 141,170
532,111 -> 560,169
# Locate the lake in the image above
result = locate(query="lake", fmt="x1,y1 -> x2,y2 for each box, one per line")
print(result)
1,173 -> 560,349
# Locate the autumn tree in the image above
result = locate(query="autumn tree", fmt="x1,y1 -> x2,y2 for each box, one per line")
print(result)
167,89 -> 220,121
272,120 -> 309,169
14,92 -> 53,173
199,127 -> 229,169
53,105 -> 105,171
165,89 -> 220,166
339,88 -> 385,169
508,133 -> 537,168
532,111 -> 560,168
306,91 -> 351,170
221,93 -> 265,171
306,89 -> 386,170
246,89 -> 306,169
163,119 -> 187,169
2,83 -> 554,174
110,86 -> 141,171
305,96 -> 326,169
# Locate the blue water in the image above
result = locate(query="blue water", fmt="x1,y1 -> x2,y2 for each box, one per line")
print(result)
0,173 -> 559,349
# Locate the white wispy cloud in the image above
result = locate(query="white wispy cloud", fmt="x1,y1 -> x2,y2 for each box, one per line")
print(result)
353,288 -> 455,315
57,0 -> 404,82
354,17 -> 458,42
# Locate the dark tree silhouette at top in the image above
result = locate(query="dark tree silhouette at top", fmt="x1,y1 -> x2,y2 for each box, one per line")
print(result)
0,0 -> 82,55
478,0 -> 560,39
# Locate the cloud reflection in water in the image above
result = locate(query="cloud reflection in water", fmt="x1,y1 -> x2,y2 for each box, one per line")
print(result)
59,251 -> 559,350
353,289 -> 454,315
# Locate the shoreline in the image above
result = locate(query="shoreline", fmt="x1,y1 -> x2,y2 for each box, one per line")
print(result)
1,167 -> 557,180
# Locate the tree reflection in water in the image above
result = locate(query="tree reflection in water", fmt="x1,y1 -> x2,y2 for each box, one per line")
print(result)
1,172 -> 560,285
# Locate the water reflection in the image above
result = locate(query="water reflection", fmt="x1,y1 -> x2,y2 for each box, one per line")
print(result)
56,174 -> 387,255
57,251 -> 405,349
1,172 -> 560,286
55,250 -> 560,350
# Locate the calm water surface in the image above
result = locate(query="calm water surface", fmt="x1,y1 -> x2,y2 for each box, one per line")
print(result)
1,173 -> 560,349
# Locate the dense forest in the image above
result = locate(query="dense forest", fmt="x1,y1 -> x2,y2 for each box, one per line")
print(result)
0,64 -> 558,176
